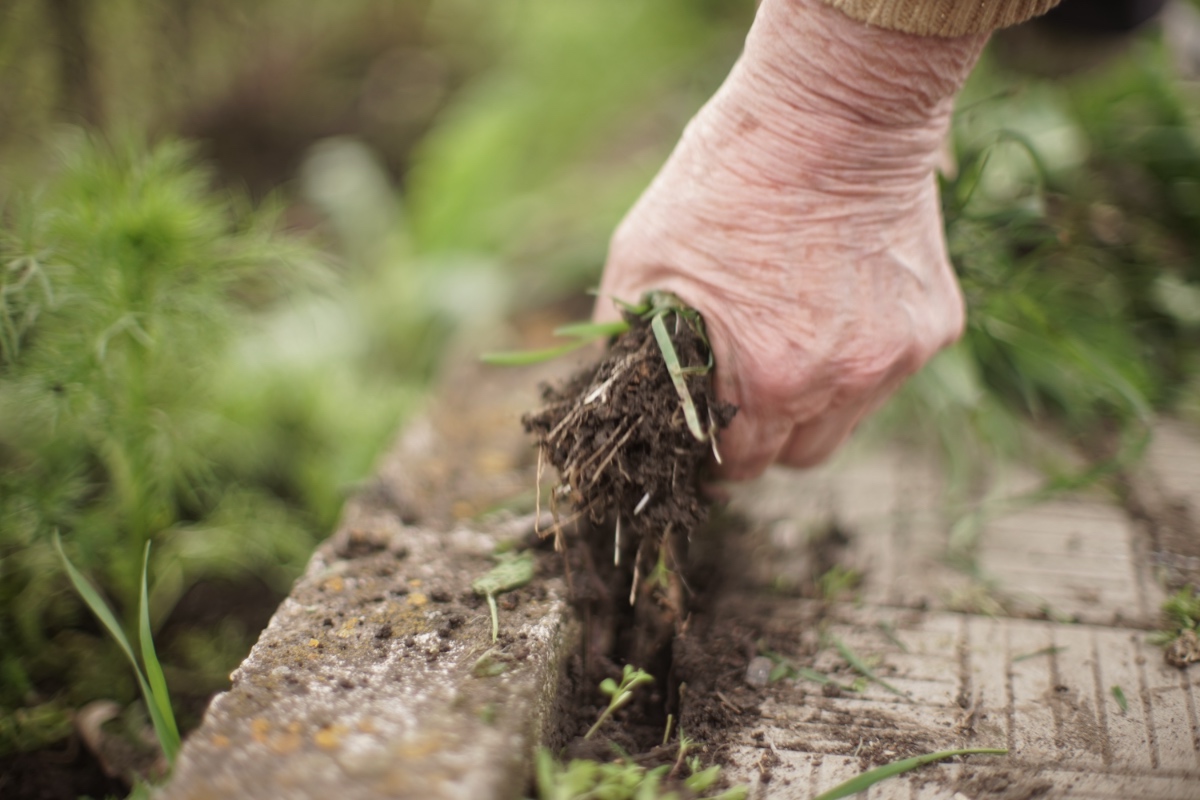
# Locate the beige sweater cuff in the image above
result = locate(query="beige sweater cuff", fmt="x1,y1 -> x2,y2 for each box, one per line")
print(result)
823,0 -> 1062,37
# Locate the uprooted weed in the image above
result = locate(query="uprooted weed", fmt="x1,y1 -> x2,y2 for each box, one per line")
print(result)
522,295 -> 734,677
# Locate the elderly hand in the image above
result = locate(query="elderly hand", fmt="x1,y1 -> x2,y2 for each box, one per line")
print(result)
594,0 -> 988,480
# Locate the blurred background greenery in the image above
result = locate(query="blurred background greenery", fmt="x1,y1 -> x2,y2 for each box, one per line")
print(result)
0,0 -> 1198,787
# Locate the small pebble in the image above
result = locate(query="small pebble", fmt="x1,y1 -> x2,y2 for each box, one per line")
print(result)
745,655 -> 773,688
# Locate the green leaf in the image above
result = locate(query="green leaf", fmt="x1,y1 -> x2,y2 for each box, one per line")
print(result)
138,541 -> 180,763
552,320 -> 630,339
830,635 -> 909,700
1111,685 -> 1128,713
472,551 -> 535,597
480,340 -> 595,366
812,748 -> 1007,800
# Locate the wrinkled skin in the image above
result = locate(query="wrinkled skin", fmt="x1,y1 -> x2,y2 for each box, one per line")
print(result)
595,0 -> 988,480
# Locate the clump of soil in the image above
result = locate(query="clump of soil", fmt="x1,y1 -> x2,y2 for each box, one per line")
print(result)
522,302 -> 734,671
523,303 -> 734,551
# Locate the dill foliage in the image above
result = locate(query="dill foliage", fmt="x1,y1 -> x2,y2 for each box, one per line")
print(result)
0,137 -> 324,741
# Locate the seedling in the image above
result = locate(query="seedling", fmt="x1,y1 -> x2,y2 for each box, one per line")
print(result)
758,648 -> 855,692
817,565 -> 861,602
1012,646 -> 1066,663
472,551 -> 535,642
1150,586 -> 1200,646
55,535 -> 180,766
811,747 -> 1007,800
1111,685 -> 1128,713
585,665 -> 654,740
533,747 -> 747,800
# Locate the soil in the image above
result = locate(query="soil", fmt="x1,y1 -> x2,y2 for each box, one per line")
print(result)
0,740 -> 129,800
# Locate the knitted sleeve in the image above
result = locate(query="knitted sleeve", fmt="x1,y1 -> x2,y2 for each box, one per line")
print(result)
822,0 -> 1062,37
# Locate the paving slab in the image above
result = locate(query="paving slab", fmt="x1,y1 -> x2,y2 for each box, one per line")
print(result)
719,428 -> 1200,799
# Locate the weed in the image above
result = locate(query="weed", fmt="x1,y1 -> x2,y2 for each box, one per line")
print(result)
472,550 -> 536,642
829,635 -> 910,701
586,665 -> 654,740
487,291 -> 717,445
1111,685 -> 1128,714
482,321 -> 630,365
817,565 -> 861,602
1149,585 -> 1200,651
757,648 -> 854,693
1012,646 -> 1066,663
535,722 -> 747,800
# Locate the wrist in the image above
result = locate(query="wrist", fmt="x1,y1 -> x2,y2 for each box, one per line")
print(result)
694,0 -> 987,186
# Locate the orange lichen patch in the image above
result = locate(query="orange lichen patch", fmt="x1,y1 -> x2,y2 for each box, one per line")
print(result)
308,638 -> 322,648
337,618 -> 360,638
407,593 -> 428,607
476,449 -> 513,476
250,718 -> 271,744
323,575 -> 346,593
408,578 -> 422,587
395,733 -> 444,759
269,731 -> 303,755
210,734 -> 231,748
314,724 -> 349,750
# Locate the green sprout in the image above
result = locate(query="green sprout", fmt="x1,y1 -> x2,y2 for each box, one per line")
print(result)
759,649 -> 854,691
55,535 -> 180,766
1149,586 -> 1200,647
585,664 -> 654,740
533,747 -> 748,800
812,748 -> 1007,800
1111,685 -> 1128,713
472,550 -> 535,642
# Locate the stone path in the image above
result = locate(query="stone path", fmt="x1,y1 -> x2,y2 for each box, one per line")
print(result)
161,354 -> 1200,799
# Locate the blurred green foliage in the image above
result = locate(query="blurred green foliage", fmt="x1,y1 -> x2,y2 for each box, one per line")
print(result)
881,36 -> 1200,511
0,137 -> 324,746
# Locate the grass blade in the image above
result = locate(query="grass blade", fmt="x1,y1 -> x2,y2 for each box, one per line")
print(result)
1111,685 -> 1128,713
650,311 -> 707,441
55,534 -> 174,763
55,534 -> 143,680
830,635 -> 909,700
552,320 -> 629,339
812,748 -> 1007,800
480,340 -> 594,366
1012,646 -> 1065,663
138,542 -> 180,763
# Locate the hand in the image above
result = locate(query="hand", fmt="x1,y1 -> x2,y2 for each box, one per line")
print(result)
594,0 -> 987,480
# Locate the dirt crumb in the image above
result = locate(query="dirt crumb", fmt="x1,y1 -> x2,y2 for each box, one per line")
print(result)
957,769 -> 1053,800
